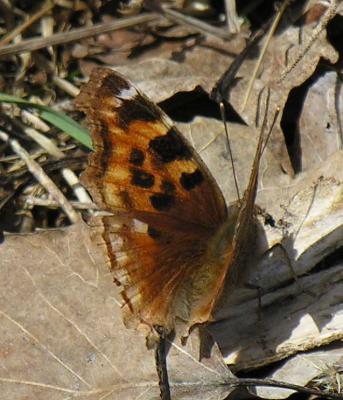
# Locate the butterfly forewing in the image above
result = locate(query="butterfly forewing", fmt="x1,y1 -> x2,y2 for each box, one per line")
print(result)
76,68 -> 227,228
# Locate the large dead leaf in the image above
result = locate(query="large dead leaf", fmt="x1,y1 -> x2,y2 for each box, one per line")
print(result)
296,70 -> 343,172
0,222 -> 236,400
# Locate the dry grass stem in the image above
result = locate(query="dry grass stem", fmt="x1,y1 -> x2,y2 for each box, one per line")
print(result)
0,13 -> 159,57
0,130 -> 80,224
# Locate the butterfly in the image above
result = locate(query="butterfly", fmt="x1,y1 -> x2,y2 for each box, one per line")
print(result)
75,68 -> 265,346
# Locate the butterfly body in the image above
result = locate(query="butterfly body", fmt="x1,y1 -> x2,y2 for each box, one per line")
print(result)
76,68 -> 261,343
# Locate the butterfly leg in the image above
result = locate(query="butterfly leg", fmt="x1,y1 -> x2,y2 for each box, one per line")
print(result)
244,282 -> 265,322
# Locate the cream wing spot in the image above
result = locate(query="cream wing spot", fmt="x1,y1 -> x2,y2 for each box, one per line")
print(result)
117,86 -> 138,99
116,251 -> 130,267
132,219 -> 148,234
105,165 -> 130,182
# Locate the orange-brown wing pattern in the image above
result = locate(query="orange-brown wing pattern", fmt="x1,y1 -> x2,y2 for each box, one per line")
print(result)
76,68 -> 227,228
76,68 -> 229,337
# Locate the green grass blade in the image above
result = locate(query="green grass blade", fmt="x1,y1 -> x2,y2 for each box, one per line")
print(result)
0,92 -> 92,149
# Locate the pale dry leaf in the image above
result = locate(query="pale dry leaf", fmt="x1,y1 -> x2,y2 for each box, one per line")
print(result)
112,57 -> 229,104
297,70 -> 343,171
207,146 -> 343,372
177,117 -> 289,206
115,58 -> 206,102
100,32 -> 245,103
254,345 -> 343,399
0,222 -> 236,400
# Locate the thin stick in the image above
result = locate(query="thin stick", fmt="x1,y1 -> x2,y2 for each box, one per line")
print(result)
278,0 -> 337,82
242,0 -> 290,110
211,22 -> 268,104
25,197 -> 97,210
0,13 -> 159,57
154,327 -> 171,400
232,377 -> 343,400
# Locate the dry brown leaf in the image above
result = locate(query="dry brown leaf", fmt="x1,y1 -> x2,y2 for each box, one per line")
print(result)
0,222 -> 236,400
297,70 -> 343,172
255,345 -> 343,399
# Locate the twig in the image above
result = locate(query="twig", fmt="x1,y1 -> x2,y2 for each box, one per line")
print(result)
21,109 -> 50,132
210,23 -> 267,104
233,377 -> 343,400
25,197 -> 97,210
0,130 -> 80,224
23,126 -> 64,158
0,13 -> 159,57
0,0 -> 54,47
60,168 -> 93,205
52,76 -> 79,97
20,115 -> 92,206
278,0 -> 337,82
162,8 -> 231,39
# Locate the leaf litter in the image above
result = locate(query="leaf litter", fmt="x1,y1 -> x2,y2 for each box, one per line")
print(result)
0,1 -> 342,399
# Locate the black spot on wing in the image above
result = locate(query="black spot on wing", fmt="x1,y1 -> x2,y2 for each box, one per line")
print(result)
150,193 -> 174,211
149,128 -> 192,163
180,169 -> 204,191
148,226 -> 161,239
161,180 -> 175,194
117,94 -> 162,129
129,148 -> 145,166
130,168 -> 155,188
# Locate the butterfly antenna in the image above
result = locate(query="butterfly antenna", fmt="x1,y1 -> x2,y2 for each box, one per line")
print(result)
220,101 -> 241,202
243,88 -> 271,205
262,105 -> 280,155
255,88 -> 272,162
248,88 -> 280,197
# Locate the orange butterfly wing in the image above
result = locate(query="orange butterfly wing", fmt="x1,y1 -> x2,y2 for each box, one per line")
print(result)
76,68 -> 243,339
